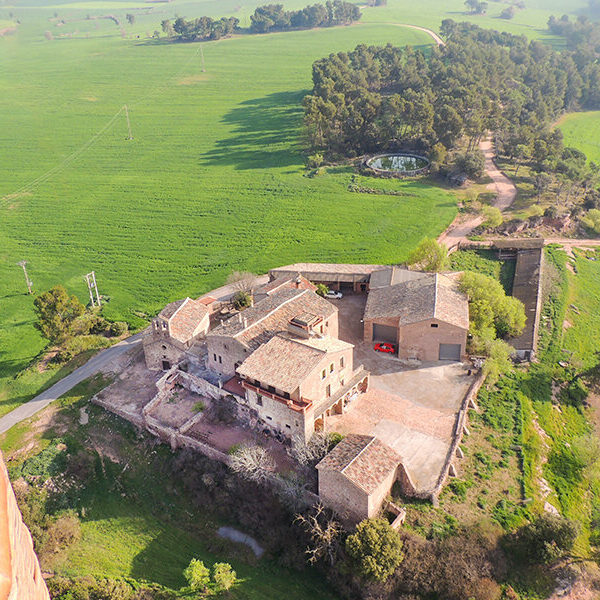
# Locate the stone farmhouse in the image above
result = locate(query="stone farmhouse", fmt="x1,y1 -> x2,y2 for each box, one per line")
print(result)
136,264 -> 473,522
143,297 -> 210,371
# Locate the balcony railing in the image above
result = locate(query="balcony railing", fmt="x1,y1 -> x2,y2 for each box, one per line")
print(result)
241,381 -> 312,412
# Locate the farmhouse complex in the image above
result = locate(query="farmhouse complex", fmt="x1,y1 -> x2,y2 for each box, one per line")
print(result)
127,262 -> 477,521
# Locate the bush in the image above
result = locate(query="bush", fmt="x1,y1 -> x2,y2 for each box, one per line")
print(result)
406,238 -> 448,272
452,150 -> 486,179
514,513 -> 579,564
345,518 -> 404,582
315,283 -> 329,297
109,321 -> 128,336
232,290 -> 252,310
43,513 -> 81,555
581,208 -> 600,234
211,562 -> 237,592
183,558 -> 210,590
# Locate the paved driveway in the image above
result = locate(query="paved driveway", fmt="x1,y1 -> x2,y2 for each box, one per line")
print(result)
327,293 -> 474,493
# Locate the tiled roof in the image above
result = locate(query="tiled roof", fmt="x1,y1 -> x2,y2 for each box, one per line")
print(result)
237,333 -> 352,393
209,289 -> 337,350
317,434 -> 401,494
159,298 -> 209,343
364,274 -> 469,330
271,263 -> 385,275
159,299 -> 186,320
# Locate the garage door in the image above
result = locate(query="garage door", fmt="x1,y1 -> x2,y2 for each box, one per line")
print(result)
373,323 -> 397,343
439,343 -> 461,361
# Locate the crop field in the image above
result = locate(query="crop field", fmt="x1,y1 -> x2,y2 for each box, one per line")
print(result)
0,0 -> 592,411
559,111 -> 600,164
0,5 -> 462,411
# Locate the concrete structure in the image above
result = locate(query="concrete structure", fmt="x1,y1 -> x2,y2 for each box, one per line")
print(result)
0,452 -> 49,600
237,333 -> 366,442
269,263 -> 385,293
316,434 -> 401,522
207,288 -> 338,378
363,273 -> 469,362
143,297 -> 210,371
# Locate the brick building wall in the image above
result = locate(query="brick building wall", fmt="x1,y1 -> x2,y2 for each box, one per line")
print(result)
397,319 -> 467,362
364,317 -> 467,362
0,453 -> 49,600
299,346 -> 354,406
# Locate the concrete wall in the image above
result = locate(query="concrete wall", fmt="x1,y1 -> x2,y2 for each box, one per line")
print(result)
0,453 -> 49,600
317,469 -> 369,523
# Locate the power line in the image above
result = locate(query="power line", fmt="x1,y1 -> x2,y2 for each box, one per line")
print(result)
84,271 -> 101,307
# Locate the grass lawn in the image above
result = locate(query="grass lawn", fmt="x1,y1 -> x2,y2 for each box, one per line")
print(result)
0,376 -> 338,598
558,111 -> 600,165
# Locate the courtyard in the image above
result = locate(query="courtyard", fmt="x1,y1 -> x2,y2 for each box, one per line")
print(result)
328,292 -> 475,494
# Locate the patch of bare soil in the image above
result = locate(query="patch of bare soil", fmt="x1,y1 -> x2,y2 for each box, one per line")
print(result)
37,350 -> 59,373
0,27 -> 16,37
178,74 -> 210,85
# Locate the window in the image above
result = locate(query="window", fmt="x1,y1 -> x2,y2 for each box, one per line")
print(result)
321,369 -> 326,379
268,385 -> 275,393
224,343 -> 228,350
340,379 -> 345,387
256,395 -> 263,406
213,353 -> 217,362
218,355 -> 222,364
326,384 -> 331,397
431,323 -> 439,328
285,424 -> 291,429
283,392 -> 290,400
266,415 -> 272,421
320,325 -> 324,333
340,356 -> 345,368
162,344 -> 167,350
329,363 -> 334,373
254,379 -> 260,387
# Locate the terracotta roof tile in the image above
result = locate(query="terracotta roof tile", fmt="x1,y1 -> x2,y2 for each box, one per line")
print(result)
160,298 -> 209,343
364,274 -> 469,330
317,434 -> 401,494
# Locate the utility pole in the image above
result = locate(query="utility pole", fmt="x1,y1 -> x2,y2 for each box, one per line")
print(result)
124,105 -> 133,140
17,260 -> 33,295
200,46 -> 206,72
84,271 -> 101,307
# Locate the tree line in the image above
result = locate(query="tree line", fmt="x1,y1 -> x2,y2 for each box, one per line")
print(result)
302,20 -> 600,163
250,1 -> 360,33
160,0 -> 360,42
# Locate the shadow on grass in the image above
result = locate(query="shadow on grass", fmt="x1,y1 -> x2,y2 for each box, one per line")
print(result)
201,91 -> 307,170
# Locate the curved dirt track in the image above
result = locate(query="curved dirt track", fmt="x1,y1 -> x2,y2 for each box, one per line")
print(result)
438,137 -> 517,249
363,22 -> 445,46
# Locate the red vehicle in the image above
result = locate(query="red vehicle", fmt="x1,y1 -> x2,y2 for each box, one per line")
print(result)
374,342 -> 396,354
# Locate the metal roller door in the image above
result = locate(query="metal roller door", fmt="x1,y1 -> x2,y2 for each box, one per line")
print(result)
372,323 -> 397,343
439,343 -> 461,361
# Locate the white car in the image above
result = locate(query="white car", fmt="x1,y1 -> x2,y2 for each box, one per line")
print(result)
325,290 -> 343,299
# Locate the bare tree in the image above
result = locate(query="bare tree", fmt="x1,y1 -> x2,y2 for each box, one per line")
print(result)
296,503 -> 342,566
229,444 -> 275,483
226,270 -> 258,294
289,432 -> 330,466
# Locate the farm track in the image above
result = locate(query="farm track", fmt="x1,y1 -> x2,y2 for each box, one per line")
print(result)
438,136 -> 517,249
360,21 -> 445,46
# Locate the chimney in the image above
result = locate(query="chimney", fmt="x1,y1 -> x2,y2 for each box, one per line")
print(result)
238,313 -> 243,323
295,276 -> 302,288
243,316 -> 248,328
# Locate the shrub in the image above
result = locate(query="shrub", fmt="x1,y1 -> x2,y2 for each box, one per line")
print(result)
43,513 -> 81,555
109,321 -> 128,336
406,238 -> 449,272
183,558 -> 210,590
581,208 -> 600,234
232,290 -> 252,310
315,283 -> 329,297
482,205 -> 503,229
514,513 -> 579,564
345,518 -> 404,582
211,562 -> 237,592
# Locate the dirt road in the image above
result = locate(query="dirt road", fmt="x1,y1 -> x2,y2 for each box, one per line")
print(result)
438,137 -> 518,249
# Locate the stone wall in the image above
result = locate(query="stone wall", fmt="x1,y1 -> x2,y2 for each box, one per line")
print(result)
0,452 -> 49,600
317,469 -> 368,523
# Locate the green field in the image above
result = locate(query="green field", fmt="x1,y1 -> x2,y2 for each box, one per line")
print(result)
559,111 -> 600,164
0,1 -> 594,416
0,2 -> 463,415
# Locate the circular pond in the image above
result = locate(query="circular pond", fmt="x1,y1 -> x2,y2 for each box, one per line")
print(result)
366,153 -> 430,175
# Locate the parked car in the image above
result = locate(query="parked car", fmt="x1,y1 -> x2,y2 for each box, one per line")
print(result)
374,342 -> 396,354
325,290 -> 343,299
